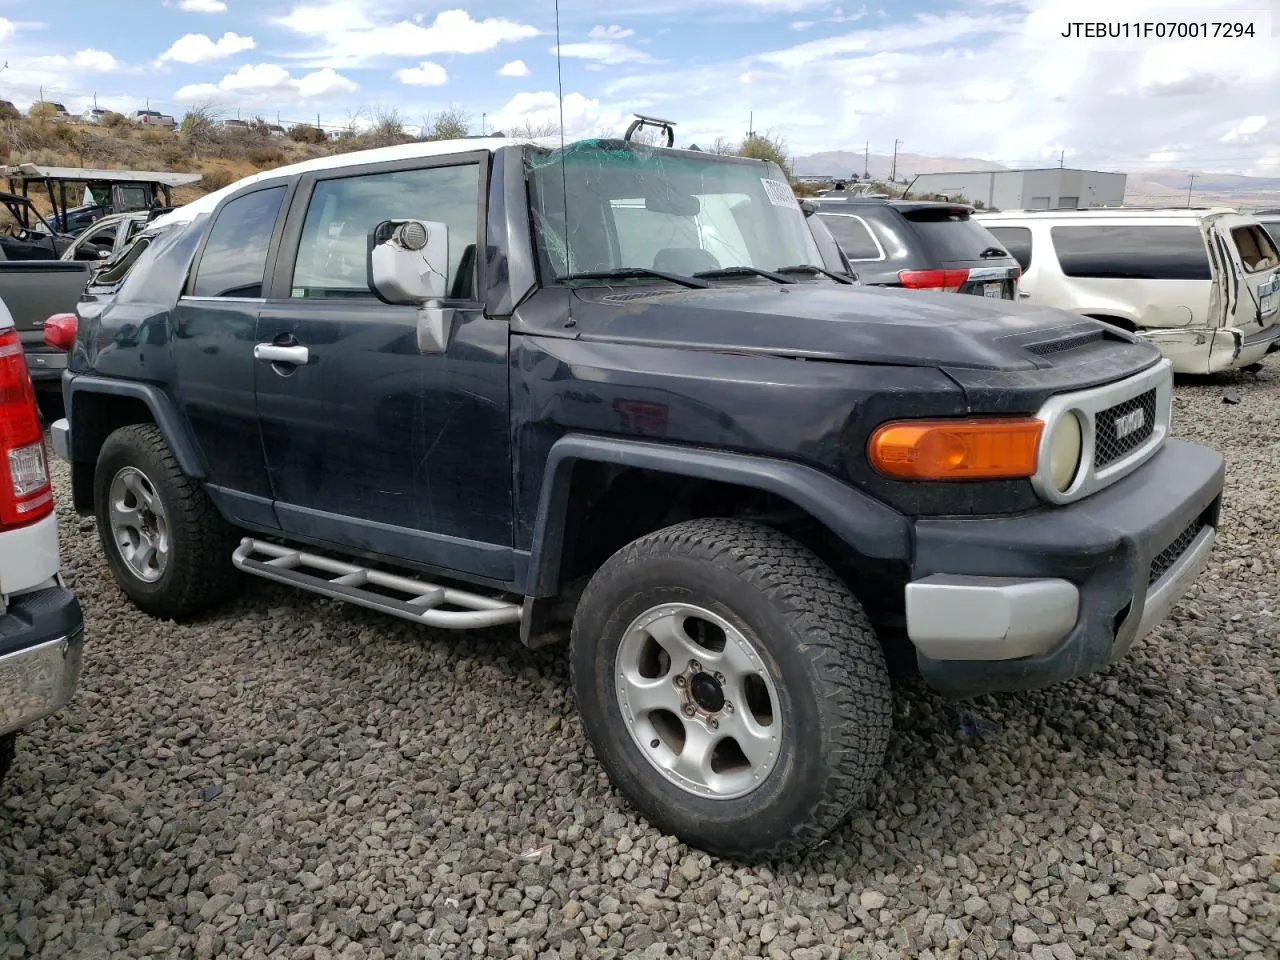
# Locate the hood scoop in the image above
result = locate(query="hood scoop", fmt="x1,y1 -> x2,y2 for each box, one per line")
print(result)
1001,321 -> 1132,360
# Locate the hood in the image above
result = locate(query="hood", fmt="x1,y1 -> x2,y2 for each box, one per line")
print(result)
565,283 -> 1140,372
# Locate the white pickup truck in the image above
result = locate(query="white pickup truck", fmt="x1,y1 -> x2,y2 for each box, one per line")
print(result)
0,296 -> 84,784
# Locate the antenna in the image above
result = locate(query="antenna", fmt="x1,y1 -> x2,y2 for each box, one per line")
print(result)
553,0 -> 573,324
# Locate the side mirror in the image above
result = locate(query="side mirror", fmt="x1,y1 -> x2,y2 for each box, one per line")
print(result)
367,219 -> 449,305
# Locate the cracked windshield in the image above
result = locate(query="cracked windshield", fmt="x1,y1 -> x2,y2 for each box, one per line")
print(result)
526,140 -> 824,284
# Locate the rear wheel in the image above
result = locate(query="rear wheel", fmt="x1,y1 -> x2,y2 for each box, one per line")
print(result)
570,517 -> 892,859
94,423 -> 239,619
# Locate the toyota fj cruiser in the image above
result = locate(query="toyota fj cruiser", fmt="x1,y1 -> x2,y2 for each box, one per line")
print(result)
50,123 -> 1225,859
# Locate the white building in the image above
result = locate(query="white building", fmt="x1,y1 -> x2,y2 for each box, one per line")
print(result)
905,168 -> 1128,211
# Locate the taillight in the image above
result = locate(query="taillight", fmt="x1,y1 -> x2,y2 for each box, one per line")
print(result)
0,327 -> 53,528
43,312 -> 77,351
898,268 -> 971,292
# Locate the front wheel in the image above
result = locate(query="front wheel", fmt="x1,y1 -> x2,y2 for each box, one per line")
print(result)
94,423 -> 239,620
570,518 -> 892,860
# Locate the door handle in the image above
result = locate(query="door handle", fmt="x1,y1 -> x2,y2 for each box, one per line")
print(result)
254,343 -> 309,365
1018,291 -> 1032,298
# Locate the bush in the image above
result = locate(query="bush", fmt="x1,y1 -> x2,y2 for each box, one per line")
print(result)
247,147 -> 286,168
101,111 -> 127,128
0,101 -> 21,122
289,124 -> 326,144
197,169 -> 236,193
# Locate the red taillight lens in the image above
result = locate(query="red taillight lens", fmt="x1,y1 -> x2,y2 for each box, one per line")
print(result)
898,268 -> 971,292
43,312 -> 77,351
0,327 -> 53,528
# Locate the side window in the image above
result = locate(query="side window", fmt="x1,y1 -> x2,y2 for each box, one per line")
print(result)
1050,225 -> 1211,281
1230,225 -> 1279,273
191,186 -> 286,298
987,226 -> 1033,271
819,214 -> 883,261
291,163 -> 480,300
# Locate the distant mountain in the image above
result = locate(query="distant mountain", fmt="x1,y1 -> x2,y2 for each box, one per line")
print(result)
792,150 -> 1280,210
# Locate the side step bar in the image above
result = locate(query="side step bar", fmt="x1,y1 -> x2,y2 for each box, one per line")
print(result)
232,538 -> 522,629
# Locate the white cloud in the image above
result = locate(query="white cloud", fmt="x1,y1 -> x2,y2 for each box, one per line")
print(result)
589,25 -> 634,41
488,91 -> 633,141
159,31 -> 256,64
1220,116 -> 1268,144
73,49 -> 121,72
0,17 -> 14,42
178,0 -> 228,11
273,5 -> 539,67
555,24 -> 653,64
396,61 -> 448,86
499,59 -> 530,77
175,63 -> 357,103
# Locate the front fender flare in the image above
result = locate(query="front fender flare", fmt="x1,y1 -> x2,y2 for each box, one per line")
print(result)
523,434 -> 911,598
66,374 -> 208,479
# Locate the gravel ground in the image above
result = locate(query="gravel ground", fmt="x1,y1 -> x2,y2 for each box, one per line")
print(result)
2,369 -> 1279,960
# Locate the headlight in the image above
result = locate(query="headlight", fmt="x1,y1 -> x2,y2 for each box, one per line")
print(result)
1046,412 -> 1083,492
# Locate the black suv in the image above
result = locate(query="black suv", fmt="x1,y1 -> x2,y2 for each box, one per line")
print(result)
814,198 -> 1021,298
50,133 -> 1224,860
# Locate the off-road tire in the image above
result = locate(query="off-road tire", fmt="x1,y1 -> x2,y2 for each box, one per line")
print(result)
0,733 -> 14,787
570,517 -> 893,860
94,423 -> 239,620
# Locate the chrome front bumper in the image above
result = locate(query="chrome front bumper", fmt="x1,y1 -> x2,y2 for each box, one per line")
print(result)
0,631 -> 85,738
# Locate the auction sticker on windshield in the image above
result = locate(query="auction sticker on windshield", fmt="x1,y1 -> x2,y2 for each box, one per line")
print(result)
760,178 -> 798,207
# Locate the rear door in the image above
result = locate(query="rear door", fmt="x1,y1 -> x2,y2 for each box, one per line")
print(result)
898,206 -> 1021,300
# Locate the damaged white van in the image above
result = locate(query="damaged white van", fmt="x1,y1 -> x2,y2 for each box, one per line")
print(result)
977,208 -> 1280,374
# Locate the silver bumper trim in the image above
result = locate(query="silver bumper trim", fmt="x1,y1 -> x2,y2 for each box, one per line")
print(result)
904,575 -> 1080,661
51,417 -> 70,462
1127,525 -> 1217,654
0,632 -> 84,737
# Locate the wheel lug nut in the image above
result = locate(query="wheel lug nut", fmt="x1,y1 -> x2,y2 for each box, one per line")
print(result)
724,702 -> 734,713
690,660 -> 702,672
682,704 -> 696,717
708,718 -> 719,729
714,672 -> 725,683
674,675 -> 686,687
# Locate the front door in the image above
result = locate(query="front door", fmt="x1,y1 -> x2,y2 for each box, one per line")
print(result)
254,153 -> 515,585
1216,218 -> 1280,333
170,182 -> 290,529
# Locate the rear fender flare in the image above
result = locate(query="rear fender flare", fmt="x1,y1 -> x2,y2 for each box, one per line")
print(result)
66,375 -> 207,479
524,434 -> 911,598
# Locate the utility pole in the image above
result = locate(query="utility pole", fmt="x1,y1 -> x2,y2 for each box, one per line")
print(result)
864,141 -> 869,178
748,111 -> 754,138
481,112 -> 486,135
1059,149 -> 1065,168
890,138 -> 902,181
1186,173 -> 1196,206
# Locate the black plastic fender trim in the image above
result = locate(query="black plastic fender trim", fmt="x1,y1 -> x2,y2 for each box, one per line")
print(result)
523,434 -> 911,598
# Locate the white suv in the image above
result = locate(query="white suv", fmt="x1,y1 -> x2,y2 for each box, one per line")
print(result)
976,208 -> 1280,374
0,296 -> 84,784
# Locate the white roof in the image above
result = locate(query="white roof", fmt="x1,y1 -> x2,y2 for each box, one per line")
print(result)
975,207 -> 1238,220
150,135 -> 561,230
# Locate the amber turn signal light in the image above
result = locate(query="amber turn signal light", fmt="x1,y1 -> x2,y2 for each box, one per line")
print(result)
868,417 -> 1044,481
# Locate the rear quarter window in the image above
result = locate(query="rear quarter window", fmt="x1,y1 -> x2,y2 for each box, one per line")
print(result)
114,219 -> 208,304
1049,224 -> 1211,281
1230,225 -> 1280,273
817,214 -> 883,260
985,226 -> 1033,271
902,208 -> 1010,263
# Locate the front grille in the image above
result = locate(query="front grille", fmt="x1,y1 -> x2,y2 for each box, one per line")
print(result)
1025,329 -> 1104,357
1094,389 -> 1158,469
1148,518 -> 1205,586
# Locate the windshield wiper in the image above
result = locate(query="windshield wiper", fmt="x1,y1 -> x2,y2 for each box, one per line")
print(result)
694,266 -> 796,284
774,264 -> 856,285
979,246 -> 1009,259
555,267 -> 709,289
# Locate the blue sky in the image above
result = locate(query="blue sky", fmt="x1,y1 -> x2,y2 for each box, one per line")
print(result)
0,0 -> 1276,175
